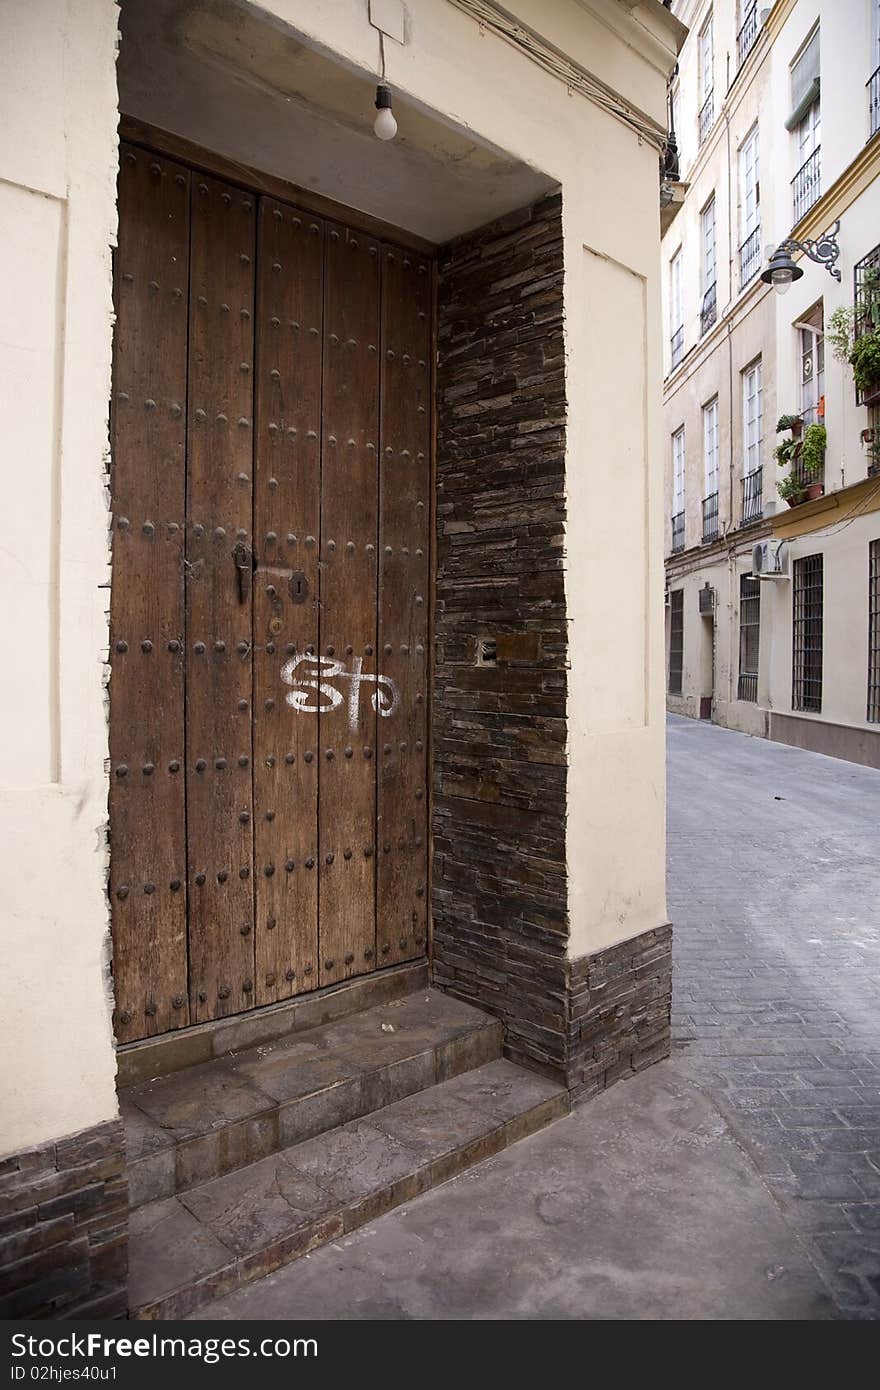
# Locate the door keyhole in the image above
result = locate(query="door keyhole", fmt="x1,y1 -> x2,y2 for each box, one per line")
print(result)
289,572 -> 308,604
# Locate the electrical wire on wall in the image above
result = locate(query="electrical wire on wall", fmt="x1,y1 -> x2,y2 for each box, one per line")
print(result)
445,0 -> 669,155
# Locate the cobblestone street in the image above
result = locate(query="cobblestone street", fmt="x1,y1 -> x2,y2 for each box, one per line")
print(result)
669,714 -> 880,1318
191,716 -> 878,1321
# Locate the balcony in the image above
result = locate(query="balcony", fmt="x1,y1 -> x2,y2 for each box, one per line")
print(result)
671,511 -> 685,554
700,282 -> 717,336
741,467 -> 763,524
702,492 -> 719,543
790,449 -> 824,496
792,146 -> 821,225
670,325 -> 684,370
698,90 -> 714,147
870,64 -> 880,140
736,2 -> 758,71
739,226 -> 761,288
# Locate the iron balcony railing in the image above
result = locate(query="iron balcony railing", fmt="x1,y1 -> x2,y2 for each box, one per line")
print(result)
737,2 -> 759,70
739,226 -> 762,288
670,325 -> 684,370
699,90 -> 715,146
741,467 -> 763,524
791,450 -> 824,493
700,282 -> 717,336
671,511 -> 685,554
702,491 -> 719,543
869,64 -> 880,140
792,146 -> 821,224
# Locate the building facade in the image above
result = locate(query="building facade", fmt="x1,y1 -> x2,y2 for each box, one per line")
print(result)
0,0 -> 682,1317
663,0 -> 880,766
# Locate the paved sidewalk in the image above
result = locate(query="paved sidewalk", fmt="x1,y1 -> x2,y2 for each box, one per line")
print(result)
194,717 -> 880,1320
668,714 -> 880,1318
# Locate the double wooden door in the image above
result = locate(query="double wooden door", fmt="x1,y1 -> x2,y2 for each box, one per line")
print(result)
109,142 -> 431,1045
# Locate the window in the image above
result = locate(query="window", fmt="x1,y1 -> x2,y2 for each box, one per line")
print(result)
789,28 -> 821,222
700,197 -> 717,333
671,83 -> 686,176
670,249 -> 684,368
703,398 -> 719,497
698,13 -> 714,144
737,0 -> 759,70
739,125 -> 761,286
870,540 -> 880,721
742,359 -> 763,522
871,3 -> 880,137
738,575 -> 760,702
797,303 -> 825,425
854,243 -> 880,404
672,427 -> 685,551
792,553 -> 823,712
702,397 -> 719,541
669,591 -> 684,694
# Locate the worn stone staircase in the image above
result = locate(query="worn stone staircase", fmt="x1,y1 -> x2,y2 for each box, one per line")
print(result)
121,983 -> 568,1318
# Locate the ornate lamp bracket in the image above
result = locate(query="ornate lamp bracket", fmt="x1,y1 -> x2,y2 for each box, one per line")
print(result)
779,220 -> 842,282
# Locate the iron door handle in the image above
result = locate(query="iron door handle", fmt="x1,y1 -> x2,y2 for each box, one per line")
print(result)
233,541 -> 252,604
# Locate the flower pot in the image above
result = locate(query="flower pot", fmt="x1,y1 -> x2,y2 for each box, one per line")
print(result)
790,418 -> 804,438
805,482 -> 824,501
862,381 -> 880,408
786,491 -> 807,508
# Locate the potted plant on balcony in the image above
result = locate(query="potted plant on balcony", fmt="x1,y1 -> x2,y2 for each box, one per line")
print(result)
776,413 -> 803,439
775,431 -> 805,506
850,329 -> 880,406
828,274 -> 880,406
800,422 -> 826,500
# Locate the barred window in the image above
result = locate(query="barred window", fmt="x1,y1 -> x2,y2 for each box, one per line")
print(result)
793,553 -> 823,712
869,540 -> 880,722
669,590 -> 684,695
738,575 -> 760,702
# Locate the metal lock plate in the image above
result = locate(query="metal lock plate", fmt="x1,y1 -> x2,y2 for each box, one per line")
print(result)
289,571 -> 309,604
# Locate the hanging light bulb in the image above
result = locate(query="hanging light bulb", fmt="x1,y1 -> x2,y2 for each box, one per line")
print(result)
374,84 -> 398,141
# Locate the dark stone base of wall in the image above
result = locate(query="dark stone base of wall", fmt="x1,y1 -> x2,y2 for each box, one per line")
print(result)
0,1118 -> 128,1318
434,922 -> 673,1097
567,924 -> 673,1101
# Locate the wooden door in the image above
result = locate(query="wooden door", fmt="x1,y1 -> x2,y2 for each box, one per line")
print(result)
110,141 -> 431,1045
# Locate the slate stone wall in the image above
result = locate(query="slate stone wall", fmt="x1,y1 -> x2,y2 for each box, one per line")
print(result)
0,1118 -> 127,1318
567,926 -> 673,1099
432,193 -> 570,1076
432,192 -> 672,1089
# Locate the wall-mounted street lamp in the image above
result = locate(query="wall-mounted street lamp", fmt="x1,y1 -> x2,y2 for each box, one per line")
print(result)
761,220 -> 842,294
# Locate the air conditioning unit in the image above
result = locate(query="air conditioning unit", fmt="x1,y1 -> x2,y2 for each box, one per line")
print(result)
698,583 -> 715,614
752,539 -> 789,578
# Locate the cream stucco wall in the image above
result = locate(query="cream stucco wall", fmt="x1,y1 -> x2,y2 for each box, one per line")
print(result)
0,0 -> 120,1156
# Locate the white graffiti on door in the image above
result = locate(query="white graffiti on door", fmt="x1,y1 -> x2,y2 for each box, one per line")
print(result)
280,654 -> 400,730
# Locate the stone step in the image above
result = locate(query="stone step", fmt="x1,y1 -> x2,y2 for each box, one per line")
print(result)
128,1058 -> 569,1319
121,989 -> 502,1209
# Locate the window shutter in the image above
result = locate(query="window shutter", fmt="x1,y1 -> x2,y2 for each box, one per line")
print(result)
786,29 -> 820,130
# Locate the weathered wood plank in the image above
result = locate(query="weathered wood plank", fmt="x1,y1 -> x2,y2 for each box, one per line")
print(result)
185,174 -> 256,1022
109,145 -> 191,1043
253,200 -> 323,1004
376,247 -> 432,965
317,224 -> 381,985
